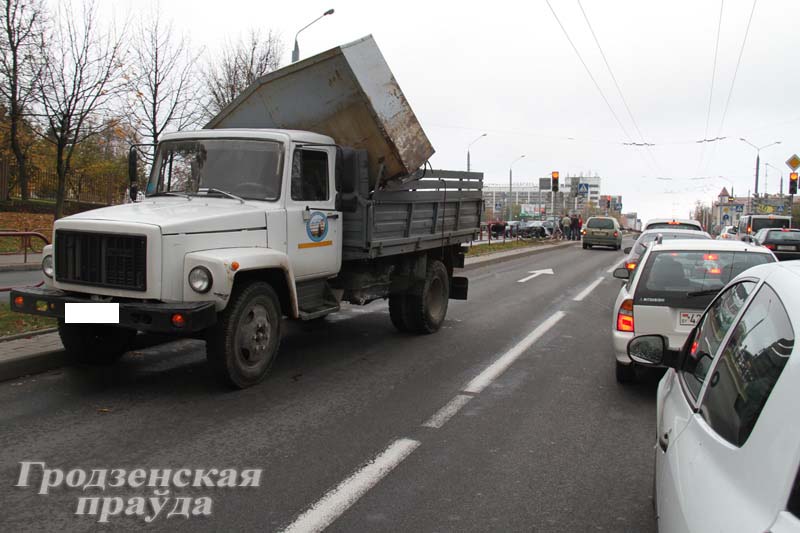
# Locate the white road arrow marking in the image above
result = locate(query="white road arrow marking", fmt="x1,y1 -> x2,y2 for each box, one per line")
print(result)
516,268 -> 554,283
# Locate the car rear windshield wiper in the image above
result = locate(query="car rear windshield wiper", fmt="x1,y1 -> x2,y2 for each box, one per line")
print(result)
687,289 -> 720,297
147,191 -> 192,200
203,188 -> 245,204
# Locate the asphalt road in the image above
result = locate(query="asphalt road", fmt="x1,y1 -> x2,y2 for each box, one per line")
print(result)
0,238 -> 661,532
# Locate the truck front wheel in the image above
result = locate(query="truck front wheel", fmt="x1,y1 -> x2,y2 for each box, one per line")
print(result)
205,282 -> 281,389
406,259 -> 450,334
58,321 -> 136,364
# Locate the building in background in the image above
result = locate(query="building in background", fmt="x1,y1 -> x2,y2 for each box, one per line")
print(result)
482,175 -> 604,220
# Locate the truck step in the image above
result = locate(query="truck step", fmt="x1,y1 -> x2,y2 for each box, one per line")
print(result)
298,303 -> 340,321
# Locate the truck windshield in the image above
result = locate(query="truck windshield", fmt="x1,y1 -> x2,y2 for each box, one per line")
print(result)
146,139 -> 284,200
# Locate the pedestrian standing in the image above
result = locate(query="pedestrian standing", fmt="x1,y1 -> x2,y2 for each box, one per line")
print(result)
578,215 -> 583,240
561,214 -> 571,241
570,214 -> 579,241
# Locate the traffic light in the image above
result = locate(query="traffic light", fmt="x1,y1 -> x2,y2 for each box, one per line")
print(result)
791,172 -> 798,195
551,171 -> 559,192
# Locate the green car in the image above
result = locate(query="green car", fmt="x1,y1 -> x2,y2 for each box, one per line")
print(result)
582,216 -> 622,250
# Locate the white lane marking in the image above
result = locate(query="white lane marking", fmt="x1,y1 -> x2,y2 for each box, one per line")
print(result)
280,438 -> 421,533
422,394 -> 473,428
516,268 -> 554,283
463,311 -> 565,394
573,277 -> 604,302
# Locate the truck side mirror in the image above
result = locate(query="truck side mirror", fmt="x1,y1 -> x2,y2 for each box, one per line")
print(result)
128,148 -> 138,202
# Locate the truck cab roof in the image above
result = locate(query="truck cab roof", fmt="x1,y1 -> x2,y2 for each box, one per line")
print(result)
160,128 -> 335,146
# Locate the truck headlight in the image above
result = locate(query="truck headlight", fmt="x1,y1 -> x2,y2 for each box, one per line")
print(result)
188,266 -> 212,293
42,255 -> 54,278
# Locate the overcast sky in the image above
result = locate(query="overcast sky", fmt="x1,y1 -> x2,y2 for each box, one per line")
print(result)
109,0 -> 800,221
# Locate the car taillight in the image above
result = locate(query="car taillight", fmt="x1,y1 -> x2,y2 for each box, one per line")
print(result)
581,229 -> 587,235
764,243 -> 776,250
690,340 -> 698,356
616,299 -> 634,332
613,231 -> 619,237
704,254 -> 718,260
708,267 -> 722,275
747,226 -> 752,233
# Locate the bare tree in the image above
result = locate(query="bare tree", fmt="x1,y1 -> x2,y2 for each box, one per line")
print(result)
36,0 -> 127,218
0,0 -> 45,200
130,6 -> 202,149
203,29 -> 283,119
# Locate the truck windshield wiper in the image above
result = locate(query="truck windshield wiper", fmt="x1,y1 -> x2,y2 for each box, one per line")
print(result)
687,289 -> 720,297
147,191 -> 192,200
203,188 -> 245,204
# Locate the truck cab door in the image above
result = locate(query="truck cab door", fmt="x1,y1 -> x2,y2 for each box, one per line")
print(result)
286,146 -> 341,280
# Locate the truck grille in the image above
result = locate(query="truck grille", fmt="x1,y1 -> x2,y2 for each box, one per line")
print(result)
55,230 -> 147,291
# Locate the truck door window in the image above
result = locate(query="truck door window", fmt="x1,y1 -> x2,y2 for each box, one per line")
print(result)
292,149 -> 329,202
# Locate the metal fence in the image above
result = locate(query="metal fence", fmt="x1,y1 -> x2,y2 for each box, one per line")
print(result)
0,160 -> 127,206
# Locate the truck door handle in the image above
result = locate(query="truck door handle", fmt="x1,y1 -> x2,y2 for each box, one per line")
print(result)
658,432 -> 669,452
325,213 -> 339,219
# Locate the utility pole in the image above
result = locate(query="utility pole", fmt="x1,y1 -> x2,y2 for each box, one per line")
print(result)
508,155 -> 525,221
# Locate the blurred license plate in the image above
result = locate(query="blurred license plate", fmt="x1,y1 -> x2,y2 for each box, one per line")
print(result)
679,311 -> 702,327
777,245 -> 795,251
65,303 -> 119,324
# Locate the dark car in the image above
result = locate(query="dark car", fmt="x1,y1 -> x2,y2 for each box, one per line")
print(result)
752,228 -> 800,261
621,228 -> 712,271
519,221 -> 549,238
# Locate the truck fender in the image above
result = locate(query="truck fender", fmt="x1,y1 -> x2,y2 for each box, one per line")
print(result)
183,248 -> 299,317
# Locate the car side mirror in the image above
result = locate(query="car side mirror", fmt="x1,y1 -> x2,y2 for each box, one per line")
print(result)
628,335 -> 667,365
623,247 -> 632,254
612,267 -> 630,280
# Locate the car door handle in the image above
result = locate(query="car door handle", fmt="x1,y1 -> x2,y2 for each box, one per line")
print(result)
658,432 -> 669,452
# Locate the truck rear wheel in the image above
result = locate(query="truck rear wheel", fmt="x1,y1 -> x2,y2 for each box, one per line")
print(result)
389,294 -> 412,332
406,259 -> 450,334
205,281 -> 281,389
58,321 -> 136,364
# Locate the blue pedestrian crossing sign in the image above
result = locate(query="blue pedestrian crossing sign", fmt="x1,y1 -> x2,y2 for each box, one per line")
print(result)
495,202 -> 502,211
577,183 -> 590,195
777,206 -> 785,214
722,214 -> 729,221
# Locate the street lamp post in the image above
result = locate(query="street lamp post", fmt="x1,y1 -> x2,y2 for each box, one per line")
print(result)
739,138 -> 781,206
292,9 -> 335,63
508,155 -> 525,222
466,133 -> 487,172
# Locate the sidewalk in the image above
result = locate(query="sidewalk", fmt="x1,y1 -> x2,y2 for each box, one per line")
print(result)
0,331 -> 66,382
0,252 -> 43,272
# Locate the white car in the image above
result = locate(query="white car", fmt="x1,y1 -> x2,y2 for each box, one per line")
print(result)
627,261 -> 800,533
611,239 -> 776,383
716,225 -> 737,240
643,218 -> 704,232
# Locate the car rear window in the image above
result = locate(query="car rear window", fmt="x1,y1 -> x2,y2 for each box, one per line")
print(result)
752,218 -> 790,232
587,218 -> 614,229
646,222 -> 701,230
633,232 -> 710,255
634,250 -> 774,309
764,230 -> 800,242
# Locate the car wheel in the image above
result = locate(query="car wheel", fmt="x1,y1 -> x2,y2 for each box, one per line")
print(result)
615,361 -> 636,384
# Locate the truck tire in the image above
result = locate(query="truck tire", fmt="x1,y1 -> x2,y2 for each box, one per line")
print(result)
58,321 -> 136,364
389,294 -> 412,332
205,281 -> 281,389
406,260 -> 449,334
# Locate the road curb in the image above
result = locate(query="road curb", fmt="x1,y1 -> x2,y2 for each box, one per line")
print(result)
0,349 -> 67,383
464,241 -> 579,271
0,327 -> 58,343
0,263 -> 40,272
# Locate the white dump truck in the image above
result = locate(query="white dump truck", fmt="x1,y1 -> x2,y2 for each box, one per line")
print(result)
11,36 -> 483,388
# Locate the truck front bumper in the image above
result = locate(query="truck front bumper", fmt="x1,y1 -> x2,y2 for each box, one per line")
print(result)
10,287 -> 217,334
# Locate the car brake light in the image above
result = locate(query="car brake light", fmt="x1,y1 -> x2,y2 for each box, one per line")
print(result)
626,262 -> 637,270
747,226 -> 752,233
613,231 -> 619,238
690,340 -> 698,356
616,299 -> 634,332
708,267 -> 722,275
781,228 -> 790,232
703,254 -> 718,260
764,243 -> 776,250
668,221 -> 679,225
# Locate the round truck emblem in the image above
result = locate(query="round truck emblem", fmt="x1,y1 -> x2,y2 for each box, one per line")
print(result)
306,211 -> 329,242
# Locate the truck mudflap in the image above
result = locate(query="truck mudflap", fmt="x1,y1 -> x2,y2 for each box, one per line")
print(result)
450,276 -> 468,300
10,287 -> 217,334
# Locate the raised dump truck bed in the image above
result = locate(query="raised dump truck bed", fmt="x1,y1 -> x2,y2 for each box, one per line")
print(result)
207,35 -> 434,190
